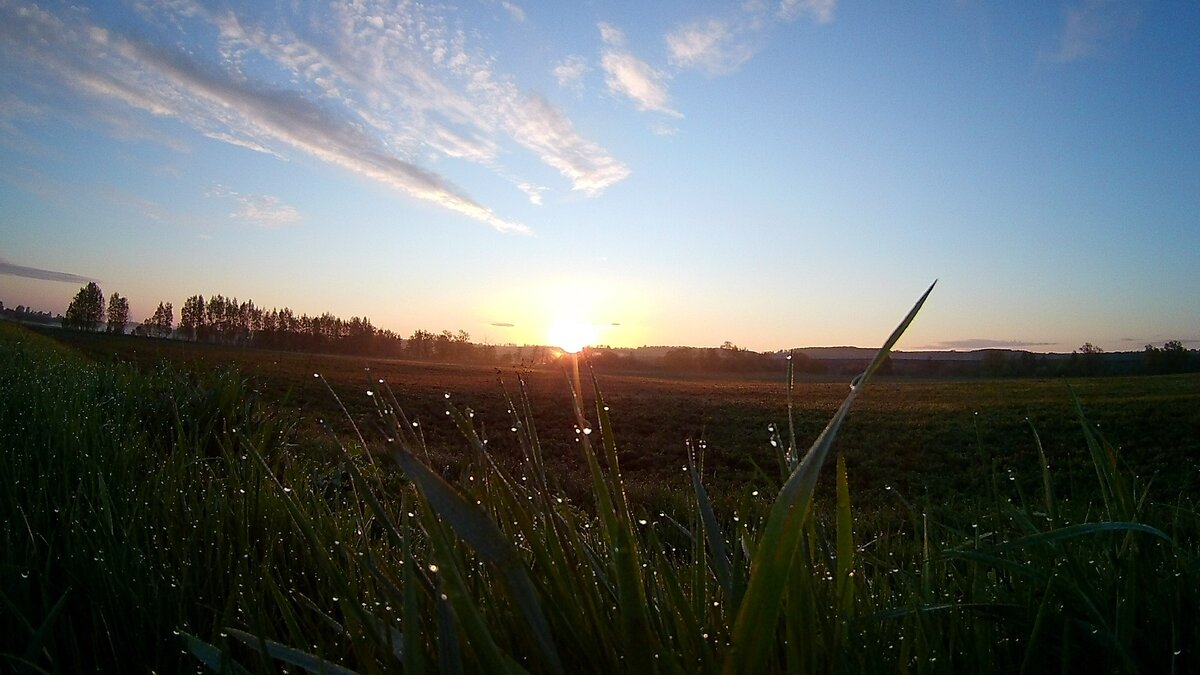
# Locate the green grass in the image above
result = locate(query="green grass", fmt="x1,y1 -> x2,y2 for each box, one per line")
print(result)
3,307 -> 1199,673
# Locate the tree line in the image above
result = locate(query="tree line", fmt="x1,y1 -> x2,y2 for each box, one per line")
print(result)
57,282 -> 510,362
51,283 -> 1199,375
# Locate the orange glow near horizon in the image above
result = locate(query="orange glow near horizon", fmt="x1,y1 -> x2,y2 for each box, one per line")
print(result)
483,277 -> 643,349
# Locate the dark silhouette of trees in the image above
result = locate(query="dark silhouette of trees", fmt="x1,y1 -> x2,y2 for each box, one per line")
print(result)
179,295 -> 206,341
106,293 -> 129,334
147,302 -> 174,338
408,330 -> 435,359
63,282 -> 105,331
1144,341 -> 1194,374
1074,342 -> 1105,376
659,345 -> 786,373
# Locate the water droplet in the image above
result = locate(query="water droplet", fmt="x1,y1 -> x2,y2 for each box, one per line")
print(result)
583,427 -> 592,435
429,564 -> 439,573
313,373 -> 319,378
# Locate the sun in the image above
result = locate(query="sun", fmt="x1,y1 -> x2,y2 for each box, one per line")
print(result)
547,319 -> 597,354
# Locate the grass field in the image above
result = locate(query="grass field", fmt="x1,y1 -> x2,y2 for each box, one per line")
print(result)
4,321 -> 1200,673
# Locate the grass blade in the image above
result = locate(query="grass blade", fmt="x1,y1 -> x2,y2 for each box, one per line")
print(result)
181,631 -> 254,675
688,441 -> 736,608
226,628 -> 359,675
388,443 -> 562,674
725,280 -> 935,674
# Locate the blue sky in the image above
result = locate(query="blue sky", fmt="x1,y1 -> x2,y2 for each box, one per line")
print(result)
1,0 -> 1197,352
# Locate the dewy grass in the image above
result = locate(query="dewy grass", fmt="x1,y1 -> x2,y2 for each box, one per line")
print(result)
3,288 -> 1199,674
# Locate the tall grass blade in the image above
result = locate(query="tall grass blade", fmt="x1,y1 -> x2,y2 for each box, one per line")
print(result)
725,280 -> 935,675
387,443 -> 563,673
989,521 -> 1171,553
688,441 -> 735,607
1028,419 -> 1056,525
181,631 -> 254,675
437,579 -> 464,675
226,628 -> 359,675
23,586 -> 71,666
835,455 -> 856,621
1070,387 -> 1135,520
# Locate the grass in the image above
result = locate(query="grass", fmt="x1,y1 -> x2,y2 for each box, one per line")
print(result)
3,296 -> 1199,673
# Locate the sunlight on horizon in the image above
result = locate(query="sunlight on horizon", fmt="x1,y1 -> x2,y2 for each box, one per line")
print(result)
483,278 -> 646,349
547,319 -> 597,354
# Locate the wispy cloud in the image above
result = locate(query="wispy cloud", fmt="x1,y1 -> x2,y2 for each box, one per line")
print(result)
553,55 -> 588,93
598,22 -> 682,118
508,94 -> 631,195
666,18 -> 755,75
663,0 -> 836,79
0,0 -> 630,233
209,186 -> 302,229
516,182 -> 546,206
500,2 -> 526,23
777,0 -> 837,24
1050,0 -> 1140,63
0,258 -> 93,284
491,322 -> 515,328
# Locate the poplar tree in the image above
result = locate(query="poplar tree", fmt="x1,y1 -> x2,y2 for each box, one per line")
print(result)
106,293 -> 129,334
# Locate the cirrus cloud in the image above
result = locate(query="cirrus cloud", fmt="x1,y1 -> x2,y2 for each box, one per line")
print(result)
0,0 -> 632,234
598,22 -> 681,118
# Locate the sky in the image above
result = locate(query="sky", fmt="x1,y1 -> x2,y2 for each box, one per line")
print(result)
1,0 -> 1197,353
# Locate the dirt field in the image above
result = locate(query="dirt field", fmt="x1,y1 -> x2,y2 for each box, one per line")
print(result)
44,327 -> 1200,508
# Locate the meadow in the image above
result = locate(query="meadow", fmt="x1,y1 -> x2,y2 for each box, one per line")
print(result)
3,316 -> 1199,673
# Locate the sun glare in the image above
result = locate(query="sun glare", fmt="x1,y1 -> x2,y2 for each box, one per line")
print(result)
548,320 -> 596,354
